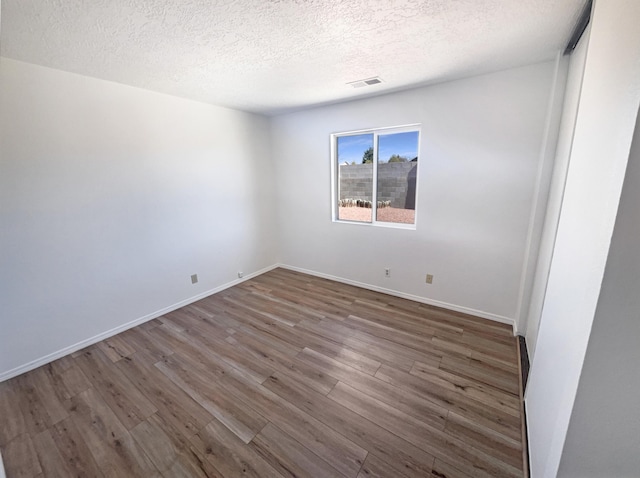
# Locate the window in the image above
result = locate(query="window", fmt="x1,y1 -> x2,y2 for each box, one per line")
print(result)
331,125 -> 420,227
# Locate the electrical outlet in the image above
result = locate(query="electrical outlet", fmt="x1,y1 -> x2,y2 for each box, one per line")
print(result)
385,268 -> 391,278
238,271 -> 244,278
426,274 -> 434,284
191,274 -> 198,284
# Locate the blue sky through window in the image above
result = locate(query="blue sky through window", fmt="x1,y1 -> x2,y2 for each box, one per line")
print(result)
337,134 -> 373,164
378,131 -> 419,162
337,131 -> 418,164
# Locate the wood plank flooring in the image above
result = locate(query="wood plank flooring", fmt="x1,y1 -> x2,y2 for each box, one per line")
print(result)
0,268 -> 524,477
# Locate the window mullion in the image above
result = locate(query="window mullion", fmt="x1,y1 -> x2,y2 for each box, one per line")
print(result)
372,132 -> 379,224
331,134 -> 338,221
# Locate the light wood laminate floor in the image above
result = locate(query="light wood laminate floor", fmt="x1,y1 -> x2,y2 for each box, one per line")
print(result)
0,268 -> 524,477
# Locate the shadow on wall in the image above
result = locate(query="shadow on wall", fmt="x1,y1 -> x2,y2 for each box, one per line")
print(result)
405,165 -> 417,210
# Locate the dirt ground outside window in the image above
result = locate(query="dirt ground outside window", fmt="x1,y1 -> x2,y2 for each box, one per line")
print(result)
338,206 -> 415,224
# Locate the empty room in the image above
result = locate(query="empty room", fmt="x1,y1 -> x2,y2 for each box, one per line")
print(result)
1,1 -> 639,477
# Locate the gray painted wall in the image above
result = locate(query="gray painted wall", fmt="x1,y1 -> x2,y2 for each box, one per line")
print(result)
558,106 -> 640,477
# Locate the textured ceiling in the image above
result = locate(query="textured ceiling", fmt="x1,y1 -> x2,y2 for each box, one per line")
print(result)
1,0 -> 587,115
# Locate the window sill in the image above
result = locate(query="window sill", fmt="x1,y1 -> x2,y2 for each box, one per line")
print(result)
332,219 -> 416,230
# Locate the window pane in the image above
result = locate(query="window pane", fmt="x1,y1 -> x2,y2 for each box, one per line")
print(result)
376,131 -> 419,224
337,134 -> 374,222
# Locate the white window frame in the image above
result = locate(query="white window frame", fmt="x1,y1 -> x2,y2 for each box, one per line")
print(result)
330,124 -> 420,230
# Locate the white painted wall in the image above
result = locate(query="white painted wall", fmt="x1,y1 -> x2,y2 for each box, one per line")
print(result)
524,27 -> 590,359
0,8 -> 6,470
271,62 -> 559,325
0,15 -> 6,478
557,104 -> 640,478
0,58 -> 277,380
515,54 -> 568,335
526,1 -> 640,476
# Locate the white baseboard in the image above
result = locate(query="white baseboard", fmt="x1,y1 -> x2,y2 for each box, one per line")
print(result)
1,262 -> 515,382
0,451 -> 5,478
0,264 -> 279,383
278,263 -> 516,332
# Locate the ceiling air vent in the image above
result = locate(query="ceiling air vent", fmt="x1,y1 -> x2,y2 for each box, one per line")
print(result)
347,77 -> 383,88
